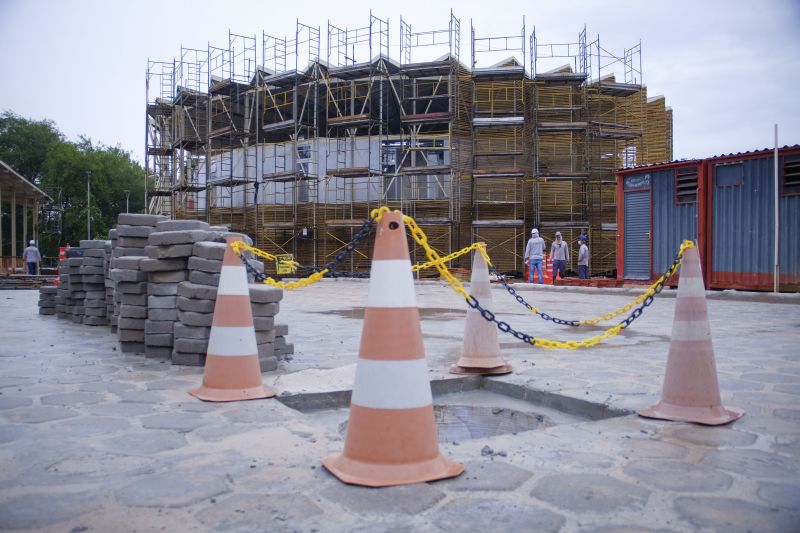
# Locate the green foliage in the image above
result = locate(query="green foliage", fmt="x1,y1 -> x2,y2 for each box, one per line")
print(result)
0,111 -> 145,257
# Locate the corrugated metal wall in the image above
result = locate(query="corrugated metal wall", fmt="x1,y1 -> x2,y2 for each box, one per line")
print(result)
651,167 -> 697,275
623,189 -> 650,279
711,154 -> 800,289
711,158 -> 774,278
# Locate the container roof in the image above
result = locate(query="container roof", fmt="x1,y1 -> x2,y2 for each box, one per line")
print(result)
615,145 -> 800,174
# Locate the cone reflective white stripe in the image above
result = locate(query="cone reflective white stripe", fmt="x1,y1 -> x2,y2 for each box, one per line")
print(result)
366,260 -> 416,307
189,235 -> 276,402
206,326 -> 260,357
450,245 -> 512,375
322,210 -> 464,487
638,245 -> 743,425
218,266 -> 250,295
351,359 -> 433,409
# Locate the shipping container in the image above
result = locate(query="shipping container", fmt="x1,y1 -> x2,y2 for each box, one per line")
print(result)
616,145 -> 800,292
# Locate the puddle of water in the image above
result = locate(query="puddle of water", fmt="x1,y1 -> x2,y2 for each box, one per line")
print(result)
295,389 -> 588,443
311,307 -> 463,320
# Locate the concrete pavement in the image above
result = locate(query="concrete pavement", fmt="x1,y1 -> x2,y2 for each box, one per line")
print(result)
0,280 -> 799,532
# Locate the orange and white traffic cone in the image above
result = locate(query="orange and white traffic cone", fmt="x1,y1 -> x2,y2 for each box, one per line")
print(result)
189,235 -> 276,402
637,245 -> 743,425
450,244 -> 512,375
322,210 -> 464,487
543,253 -> 552,284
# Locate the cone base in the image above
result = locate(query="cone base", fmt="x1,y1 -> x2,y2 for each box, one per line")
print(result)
637,401 -> 744,426
322,452 -> 464,487
189,384 -> 277,402
449,363 -> 513,376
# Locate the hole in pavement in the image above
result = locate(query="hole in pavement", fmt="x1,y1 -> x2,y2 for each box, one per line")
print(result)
280,378 -> 630,443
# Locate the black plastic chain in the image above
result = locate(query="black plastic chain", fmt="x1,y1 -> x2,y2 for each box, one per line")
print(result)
469,245 -> 686,346
237,213 -> 377,282
617,253 -> 681,330
490,266 -> 581,327
465,295 -> 537,346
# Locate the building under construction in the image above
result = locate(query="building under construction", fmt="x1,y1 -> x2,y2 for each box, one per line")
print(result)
145,13 -> 672,276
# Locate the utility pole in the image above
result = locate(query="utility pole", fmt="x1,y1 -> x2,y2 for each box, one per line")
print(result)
124,190 -> 131,213
86,171 -> 91,240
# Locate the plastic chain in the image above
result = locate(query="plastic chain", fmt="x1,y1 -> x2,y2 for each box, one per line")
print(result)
493,240 -> 696,327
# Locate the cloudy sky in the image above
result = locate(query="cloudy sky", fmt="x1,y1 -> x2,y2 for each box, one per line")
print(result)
1,0 -> 799,166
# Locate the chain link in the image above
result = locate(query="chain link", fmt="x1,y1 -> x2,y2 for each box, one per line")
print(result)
412,243 -> 492,272
231,211 -> 378,290
491,240 -> 694,328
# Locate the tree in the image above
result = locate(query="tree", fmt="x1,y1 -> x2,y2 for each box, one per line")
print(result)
0,111 -> 146,257
0,111 -> 63,185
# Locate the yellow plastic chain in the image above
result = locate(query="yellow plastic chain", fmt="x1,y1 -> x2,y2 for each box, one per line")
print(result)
578,239 -> 694,325
412,242 -> 492,272
396,209 -> 693,350
229,240 -> 328,290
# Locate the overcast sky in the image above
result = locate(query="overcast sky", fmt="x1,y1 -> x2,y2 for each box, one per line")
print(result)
1,0 -> 799,167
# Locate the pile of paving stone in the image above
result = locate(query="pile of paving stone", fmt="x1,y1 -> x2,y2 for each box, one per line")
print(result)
37,286 -> 57,315
172,236 -> 285,370
104,238 -> 115,332
37,216 -> 292,368
67,251 -> 85,324
79,239 -> 110,326
110,213 -> 168,353
55,255 -> 70,319
143,220 -> 223,358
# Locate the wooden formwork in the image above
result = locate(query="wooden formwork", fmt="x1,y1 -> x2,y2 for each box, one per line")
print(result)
472,224 -> 524,274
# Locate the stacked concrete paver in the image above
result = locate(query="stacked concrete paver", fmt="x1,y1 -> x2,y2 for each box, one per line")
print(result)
42,218 -> 290,368
110,213 -> 167,353
143,220 -> 221,359
37,286 -> 57,315
104,238 -> 115,332
55,256 -> 70,319
67,252 -> 84,324
79,240 -> 109,326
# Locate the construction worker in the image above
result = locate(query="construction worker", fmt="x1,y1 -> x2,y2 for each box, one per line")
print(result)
578,235 -> 589,279
22,240 -> 41,275
524,228 -> 545,284
550,231 -> 569,283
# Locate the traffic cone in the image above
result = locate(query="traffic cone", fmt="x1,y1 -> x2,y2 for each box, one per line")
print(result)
637,245 -> 743,425
543,253 -> 552,284
189,235 -> 276,402
450,245 -> 512,375
322,210 -> 464,487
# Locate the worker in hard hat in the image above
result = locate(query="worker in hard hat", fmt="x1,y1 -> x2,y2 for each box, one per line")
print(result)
22,240 -> 41,275
524,228 -> 545,284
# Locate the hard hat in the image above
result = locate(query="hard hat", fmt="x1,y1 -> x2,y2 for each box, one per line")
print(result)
29,240 -> 35,245
531,228 -> 539,235
579,234 -> 587,241
555,231 -> 562,237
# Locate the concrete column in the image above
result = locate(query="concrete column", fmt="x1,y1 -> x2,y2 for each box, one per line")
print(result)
33,200 -> 38,246
22,200 -> 28,249
11,189 -> 17,261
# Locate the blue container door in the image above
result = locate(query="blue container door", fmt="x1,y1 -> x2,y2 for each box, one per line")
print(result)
624,190 -> 650,279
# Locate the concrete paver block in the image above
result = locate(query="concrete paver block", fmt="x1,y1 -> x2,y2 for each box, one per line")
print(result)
116,224 -> 156,237
145,244 -> 195,259
432,498 -> 565,533
531,474 -> 650,513
187,256 -> 222,273
156,219 -> 210,231
188,270 -> 220,286
192,241 -> 226,260
148,270 -> 189,283
117,213 -> 168,226
140,258 -> 188,272
149,230 -> 222,246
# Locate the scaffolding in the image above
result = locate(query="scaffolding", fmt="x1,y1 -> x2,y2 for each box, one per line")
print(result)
470,18 -> 529,273
144,16 -> 672,279
145,59 -> 175,215
171,46 -> 209,220
258,21 -> 322,263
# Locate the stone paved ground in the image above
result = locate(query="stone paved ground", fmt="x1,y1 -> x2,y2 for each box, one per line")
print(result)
1,282 -> 799,532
